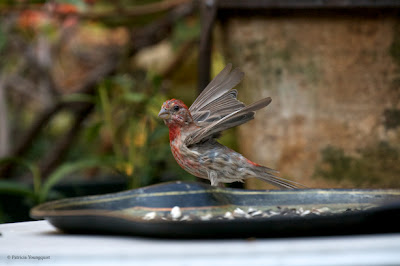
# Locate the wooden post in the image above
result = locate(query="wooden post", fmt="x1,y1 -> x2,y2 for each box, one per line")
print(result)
198,0 -> 218,94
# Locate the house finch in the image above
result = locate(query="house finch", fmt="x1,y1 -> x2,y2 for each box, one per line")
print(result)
158,64 -> 304,188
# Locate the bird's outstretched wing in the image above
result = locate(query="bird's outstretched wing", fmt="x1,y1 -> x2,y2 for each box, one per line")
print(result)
189,63 -> 244,121
186,64 -> 271,146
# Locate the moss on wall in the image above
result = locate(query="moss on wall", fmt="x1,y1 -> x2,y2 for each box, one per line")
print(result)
314,142 -> 400,187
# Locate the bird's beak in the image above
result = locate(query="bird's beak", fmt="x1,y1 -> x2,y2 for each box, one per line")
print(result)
158,108 -> 170,119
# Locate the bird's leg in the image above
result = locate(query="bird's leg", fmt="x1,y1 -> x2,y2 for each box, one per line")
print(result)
208,170 -> 219,186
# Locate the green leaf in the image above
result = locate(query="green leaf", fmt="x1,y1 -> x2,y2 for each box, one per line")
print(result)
0,181 -> 35,199
39,157 -> 115,202
113,74 -> 135,90
61,93 -> 95,103
0,157 -> 41,195
148,126 -> 168,142
0,27 -> 7,54
98,84 -> 123,159
121,92 -> 147,103
83,121 -> 103,142
171,18 -> 200,49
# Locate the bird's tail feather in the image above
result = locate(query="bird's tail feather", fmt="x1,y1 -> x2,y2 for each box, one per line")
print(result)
254,166 -> 307,189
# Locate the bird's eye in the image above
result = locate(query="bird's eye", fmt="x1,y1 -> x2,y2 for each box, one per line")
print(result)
173,105 -> 180,111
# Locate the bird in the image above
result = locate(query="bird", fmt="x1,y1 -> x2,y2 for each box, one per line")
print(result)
158,63 -> 304,189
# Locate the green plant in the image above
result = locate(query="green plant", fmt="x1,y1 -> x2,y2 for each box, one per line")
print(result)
0,156 -> 116,204
0,0 -> 200,224
93,73 -> 193,188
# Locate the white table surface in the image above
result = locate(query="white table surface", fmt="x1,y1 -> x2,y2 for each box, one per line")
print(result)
1,220 -> 400,266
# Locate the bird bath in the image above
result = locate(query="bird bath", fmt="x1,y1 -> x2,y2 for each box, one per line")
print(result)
31,181 -> 400,238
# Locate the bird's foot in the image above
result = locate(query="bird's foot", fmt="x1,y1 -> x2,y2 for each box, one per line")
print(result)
208,171 -> 219,186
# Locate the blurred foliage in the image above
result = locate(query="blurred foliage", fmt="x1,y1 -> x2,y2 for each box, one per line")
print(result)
87,72 -> 196,188
0,0 -> 241,224
0,0 -> 209,223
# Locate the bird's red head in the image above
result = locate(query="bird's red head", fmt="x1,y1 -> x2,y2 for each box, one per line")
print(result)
158,99 -> 193,142
158,99 -> 191,126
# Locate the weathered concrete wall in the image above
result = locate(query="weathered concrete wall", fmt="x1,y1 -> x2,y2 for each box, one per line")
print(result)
221,13 -> 400,188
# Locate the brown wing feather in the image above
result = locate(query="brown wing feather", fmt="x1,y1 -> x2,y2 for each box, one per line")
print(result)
186,64 -> 272,146
190,63 -> 232,111
189,64 -> 244,118
192,90 -> 245,123
185,98 -> 272,146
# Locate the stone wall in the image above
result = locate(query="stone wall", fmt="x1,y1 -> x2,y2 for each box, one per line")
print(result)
220,13 -> 400,188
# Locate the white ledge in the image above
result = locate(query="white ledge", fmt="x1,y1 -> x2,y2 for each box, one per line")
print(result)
1,220 -> 400,265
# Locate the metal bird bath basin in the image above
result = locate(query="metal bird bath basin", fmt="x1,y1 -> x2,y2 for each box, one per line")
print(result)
31,181 -> 400,238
